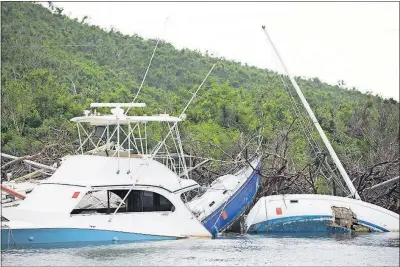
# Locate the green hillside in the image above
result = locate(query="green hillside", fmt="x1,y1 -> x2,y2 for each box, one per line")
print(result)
1,2 -> 399,211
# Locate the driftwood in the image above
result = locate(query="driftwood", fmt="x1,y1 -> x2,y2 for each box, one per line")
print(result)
1,153 -> 57,172
14,169 -> 44,183
179,159 -> 211,178
363,176 -> 399,192
1,144 -> 58,171
185,120 -> 399,215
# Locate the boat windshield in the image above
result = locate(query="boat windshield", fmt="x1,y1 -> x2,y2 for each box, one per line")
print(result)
181,187 -> 206,203
71,189 -> 175,215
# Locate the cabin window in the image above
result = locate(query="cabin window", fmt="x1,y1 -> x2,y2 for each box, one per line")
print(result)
290,200 -> 298,203
71,189 -> 174,215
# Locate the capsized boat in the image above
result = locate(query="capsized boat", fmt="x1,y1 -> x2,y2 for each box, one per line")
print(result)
245,26 -> 399,234
186,155 -> 261,236
246,194 -> 399,233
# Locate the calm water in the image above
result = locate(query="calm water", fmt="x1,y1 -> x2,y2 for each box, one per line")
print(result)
2,233 -> 399,266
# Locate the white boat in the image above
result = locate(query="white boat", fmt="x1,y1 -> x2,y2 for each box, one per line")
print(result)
245,26 -> 399,234
246,194 -> 399,233
1,103 -> 213,248
1,97 -> 262,248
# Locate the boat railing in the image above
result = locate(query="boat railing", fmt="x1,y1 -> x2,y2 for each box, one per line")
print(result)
70,102 -> 190,178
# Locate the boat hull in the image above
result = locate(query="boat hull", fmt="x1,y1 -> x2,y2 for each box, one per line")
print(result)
246,194 -> 399,234
1,228 -> 177,248
202,160 -> 261,236
248,215 -> 378,234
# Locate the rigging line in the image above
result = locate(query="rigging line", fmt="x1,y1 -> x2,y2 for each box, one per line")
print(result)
236,134 -> 263,159
108,63 -> 216,222
280,75 -> 342,182
151,63 -> 216,158
306,144 -> 349,194
125,16 -> 169,115
280,75 -> 323,153
262,25 -> 359,199
284,83 -> 328,158
212,197 -> 230,231
314,153 -> 348,193
279,73 -> 349,194
279,75 -> 339,178
322,157 -> 350,193
279,76 -> 318,150
279,75 -> 324,159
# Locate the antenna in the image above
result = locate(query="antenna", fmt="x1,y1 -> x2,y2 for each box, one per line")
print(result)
125,16 -> 170,115
261,25 -> 360,200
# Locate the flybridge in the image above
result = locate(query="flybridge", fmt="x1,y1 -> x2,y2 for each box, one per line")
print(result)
90,103 -> 147,108
72,102 -> 182,125
70,102 -> 188,177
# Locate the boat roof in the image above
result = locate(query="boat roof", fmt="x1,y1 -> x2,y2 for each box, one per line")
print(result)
42,155 -> 197,192
71,115 -> 182,125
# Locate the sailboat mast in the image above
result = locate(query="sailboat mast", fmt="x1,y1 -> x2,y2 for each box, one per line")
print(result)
261,26 -> 360,200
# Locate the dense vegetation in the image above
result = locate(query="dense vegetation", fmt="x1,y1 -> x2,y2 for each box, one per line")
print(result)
1,2 -> 399,212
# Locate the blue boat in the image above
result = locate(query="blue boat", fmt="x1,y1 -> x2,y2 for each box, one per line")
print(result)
187,156 -> 262,236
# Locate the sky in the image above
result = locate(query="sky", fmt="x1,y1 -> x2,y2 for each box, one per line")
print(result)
49,2 -> 399,100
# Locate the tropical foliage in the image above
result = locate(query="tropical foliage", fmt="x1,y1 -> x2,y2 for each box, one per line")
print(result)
1,2 -> 399,211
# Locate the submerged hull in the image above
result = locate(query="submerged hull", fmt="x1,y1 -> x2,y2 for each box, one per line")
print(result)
246,194 -> 399,234
201,159 -> 261,236
1,228 -> 177,248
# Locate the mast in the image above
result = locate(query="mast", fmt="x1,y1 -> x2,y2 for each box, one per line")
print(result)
261,25 -> 360,200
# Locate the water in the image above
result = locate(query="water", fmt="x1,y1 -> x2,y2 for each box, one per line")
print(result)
2,233 -> 399,266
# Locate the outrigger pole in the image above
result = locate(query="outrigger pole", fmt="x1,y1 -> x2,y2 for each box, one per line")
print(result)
261,25 -> 361,200
109,63 -> 217,222
125,16 -> 170,115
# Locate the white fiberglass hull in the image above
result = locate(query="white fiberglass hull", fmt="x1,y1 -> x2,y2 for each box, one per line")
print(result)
1,209 -> 211,248
246,194 -> 399,233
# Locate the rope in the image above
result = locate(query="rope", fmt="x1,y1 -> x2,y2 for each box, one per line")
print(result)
3,225 -> 16,249
211,196 -> 230,234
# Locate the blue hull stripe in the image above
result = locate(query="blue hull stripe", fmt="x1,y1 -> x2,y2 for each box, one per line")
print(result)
202,160 -> 261,236
1,228 -> 177,248
358,219 -> 389,232
248,215 -> 390,233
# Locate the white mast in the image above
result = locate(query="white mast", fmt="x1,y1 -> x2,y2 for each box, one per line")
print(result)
261,26 -> 360,200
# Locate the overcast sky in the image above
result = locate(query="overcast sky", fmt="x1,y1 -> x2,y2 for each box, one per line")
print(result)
49,2 -> 399,100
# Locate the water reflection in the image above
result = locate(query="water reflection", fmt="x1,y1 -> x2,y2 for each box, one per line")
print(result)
2,232 -> 399,266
